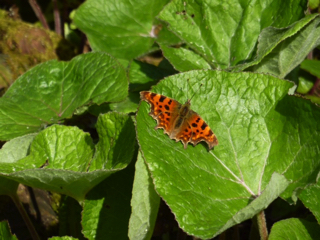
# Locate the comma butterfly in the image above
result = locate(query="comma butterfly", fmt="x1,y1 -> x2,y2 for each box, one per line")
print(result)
140,91 -> 218,150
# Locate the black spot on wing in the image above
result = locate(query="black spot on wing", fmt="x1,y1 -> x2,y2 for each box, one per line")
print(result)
192,123 -> 197,127
165,105 -> 169,110
159,95 -> 166,102
201,122 -> 207,130
150,93 -> 156,99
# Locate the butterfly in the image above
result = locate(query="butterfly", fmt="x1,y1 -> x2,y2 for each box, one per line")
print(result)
140,91 -> 218,150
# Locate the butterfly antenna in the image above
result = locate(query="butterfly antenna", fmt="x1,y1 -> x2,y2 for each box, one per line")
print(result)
189,83 -> 203,102
186,79 -> 189,99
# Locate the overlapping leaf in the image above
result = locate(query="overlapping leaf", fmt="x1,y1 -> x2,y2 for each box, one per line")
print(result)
159,0 -> 307,70
82,157 -> 136,239
0,221 -> 17,240
128,152 -> 160,240
269,218 -> 320,240
0,112 -> 135,201
136,70 -> 320,238
299,180 -> 320,223
0,52 -> 128,140
73,0 -> 170,60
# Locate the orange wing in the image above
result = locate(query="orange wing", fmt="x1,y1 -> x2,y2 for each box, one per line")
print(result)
176,111 -> 218,150
140,91 -> 181,135
140,91 -> 218,150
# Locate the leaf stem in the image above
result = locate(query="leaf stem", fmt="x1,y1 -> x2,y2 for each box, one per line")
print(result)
10,192 -> 41,240
52,0 -> 62,35
256,210 -> 268,240
28,0 -> 50,29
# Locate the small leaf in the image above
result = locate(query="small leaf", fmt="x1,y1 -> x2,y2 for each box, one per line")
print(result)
0,221 -> 17,240
129,60 -> 175,92
107,93 -> 141,114
309,0 -> 320,10
49,237 -> 78,240
0,134 -> 36,163
128,152 -> 160,240
73,0 -> 170,60
297,76 -> 314,94
300,59 -> 320,78
0,52 -> 128,140
0,134 -> 37,196
90,112 -> 136,170
160,44 -> 211,72
299,180 -> 320,223
269,218 -> 320,240
250,15 -> 320,78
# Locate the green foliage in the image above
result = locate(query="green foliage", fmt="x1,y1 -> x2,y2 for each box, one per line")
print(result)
1,0 -> 320,239
128,153 -> 160,240
269,218 -> 320,240
73,0 -> 170,60
0,221 -> 17,240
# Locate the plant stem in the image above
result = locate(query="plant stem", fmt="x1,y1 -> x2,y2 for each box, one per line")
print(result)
256,210 -> 268,240
52,0 -> 62,35
28,0 -> 50,29
10,193 -> 41,240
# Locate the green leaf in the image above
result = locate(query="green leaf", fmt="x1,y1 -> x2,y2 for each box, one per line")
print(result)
309,0 -> 320,10
129,60 -> 175,92
49,237 -> 78,240
160,44 -> 211,72
107,93 -> 141,114
299,180 -> 320,223
90,112 -> 136,170
155,21 -> 182,45
136,70 -> 320,238
301,59 -> 320,78
0,52 -> 128,140
128,152 -> 160,240
305,95 -> 320,104
0,221 -> 17,240
0,134 -> 37,196
0,112 -> 135,201
73,0 -> 170,60
82,158 -> 136,240
0,134 -> 36,163
216,173 -> 289,235
159,0 -> 307,69
249,15 -> 320,78
297,76 -> 314,94
269,218 -> 320,240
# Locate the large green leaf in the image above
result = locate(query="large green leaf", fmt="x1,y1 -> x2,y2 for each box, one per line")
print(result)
159,0 -> 307,70
73,0 -> 170,60
269,218 -> 320,240
136,70 -> 320,238
0,112 -> 135,201
82,157 -> 136,240
128,152 -> 160,240
0,52 -> 128,140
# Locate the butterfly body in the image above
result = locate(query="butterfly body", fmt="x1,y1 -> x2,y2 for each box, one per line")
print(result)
140,91 -> 218,150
